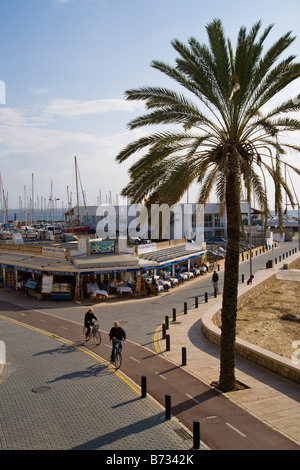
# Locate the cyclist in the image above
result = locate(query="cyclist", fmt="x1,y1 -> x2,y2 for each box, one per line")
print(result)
109,321 -> 126,362
84,307 -> 98,339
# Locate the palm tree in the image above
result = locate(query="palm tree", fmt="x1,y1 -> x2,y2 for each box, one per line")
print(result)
116,19 -> 300,391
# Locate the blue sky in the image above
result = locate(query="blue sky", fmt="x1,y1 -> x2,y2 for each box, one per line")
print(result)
0,0 -> 299,212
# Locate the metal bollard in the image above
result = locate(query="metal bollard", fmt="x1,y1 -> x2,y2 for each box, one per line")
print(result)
165,394 -> 171,420
172,308 -> 176,321
193,420 -> 200,449
184,302 -> 187,314
182,347 -> 187,366
195,296 -> 198,308
166,334 -> 170,351
165,315 -> 169,330
242,274 -> 244,283
162,323 -> 166,339
141,376 -> 147,398
205,292 -> 208,303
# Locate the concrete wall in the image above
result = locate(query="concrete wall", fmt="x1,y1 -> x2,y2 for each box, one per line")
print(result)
201,256 -> 300,384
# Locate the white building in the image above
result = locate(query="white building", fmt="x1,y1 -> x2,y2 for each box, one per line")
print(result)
65,201 -> 265,243
203,202 -> 261,241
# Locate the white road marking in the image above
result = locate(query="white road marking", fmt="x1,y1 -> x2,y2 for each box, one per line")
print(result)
186,393 -> 200,404
129,356 -> 140,363
226,422 -> 246,437
155,372 -> 167,380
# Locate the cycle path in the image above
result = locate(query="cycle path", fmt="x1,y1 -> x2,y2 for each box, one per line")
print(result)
0,299 -> 299,450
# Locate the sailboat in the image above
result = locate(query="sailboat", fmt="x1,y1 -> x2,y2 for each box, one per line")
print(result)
63,156 -> 90,233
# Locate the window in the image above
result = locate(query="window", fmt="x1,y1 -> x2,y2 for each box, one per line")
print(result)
204,214 -> 213,227
214,214 -> 221,227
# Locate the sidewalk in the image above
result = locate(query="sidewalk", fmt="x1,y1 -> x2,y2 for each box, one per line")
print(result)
159,251 -> 300,445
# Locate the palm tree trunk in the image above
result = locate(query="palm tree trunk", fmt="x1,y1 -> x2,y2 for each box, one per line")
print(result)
218,153 -> 241,392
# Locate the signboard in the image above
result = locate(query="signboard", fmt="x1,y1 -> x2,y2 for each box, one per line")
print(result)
42,246 -> 66,259
42,275 -> 53,293
137,243 -> 157,255
90,240 -> 115,254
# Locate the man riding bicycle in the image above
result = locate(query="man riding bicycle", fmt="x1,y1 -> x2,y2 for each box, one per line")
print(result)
84,307 -> 98,339
109,321 -> 126,362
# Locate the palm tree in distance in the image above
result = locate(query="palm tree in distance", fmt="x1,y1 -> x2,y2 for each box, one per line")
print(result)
116,19 -> 300,391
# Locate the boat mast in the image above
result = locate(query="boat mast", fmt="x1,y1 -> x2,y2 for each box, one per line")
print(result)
0,173 -> 9,224
75,156 -> 80,223
31,173 -> 34,224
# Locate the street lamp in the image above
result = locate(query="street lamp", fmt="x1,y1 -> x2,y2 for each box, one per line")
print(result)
285,202 -> 300,251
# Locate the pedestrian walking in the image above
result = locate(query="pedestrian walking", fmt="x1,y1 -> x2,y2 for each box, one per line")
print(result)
212,270 -> 219,295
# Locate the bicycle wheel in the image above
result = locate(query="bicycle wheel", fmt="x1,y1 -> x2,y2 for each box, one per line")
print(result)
114,350 -> 122,369
93,330 -> 101,346
83,326 -> 91,341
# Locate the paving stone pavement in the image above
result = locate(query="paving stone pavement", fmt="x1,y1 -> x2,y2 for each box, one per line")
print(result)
0,318 -> 195,450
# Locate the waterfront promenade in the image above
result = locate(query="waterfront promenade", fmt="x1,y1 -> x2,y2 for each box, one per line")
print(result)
0,240 -> 299,450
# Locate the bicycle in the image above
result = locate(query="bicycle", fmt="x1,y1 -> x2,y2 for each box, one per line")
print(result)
112,339 -> 122,369
83,322 -> 101,346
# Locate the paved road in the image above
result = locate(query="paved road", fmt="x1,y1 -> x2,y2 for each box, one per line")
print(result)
0,240 -> 299,450
4,240 -> 295,350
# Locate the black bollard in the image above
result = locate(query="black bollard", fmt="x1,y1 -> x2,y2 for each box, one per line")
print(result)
162,323 -> 166,339
184,302 -> 187,314
195,297 -> 198,308
166,334 -> 170,351
182,347 -> 187,366
141,376 -> 147,398
165,394 -> 171,420
242,274 -> 244,283
193,420 -> 200,449
165,315 -> 169,330
205,292 -> 208,303
172,308 -> 176,322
